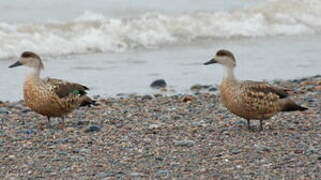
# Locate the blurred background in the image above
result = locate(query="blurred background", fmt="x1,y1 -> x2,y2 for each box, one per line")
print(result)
0,0 -> 321,101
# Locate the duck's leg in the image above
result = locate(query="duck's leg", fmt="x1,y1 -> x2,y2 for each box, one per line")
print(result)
46,116 -> 52,128
246,119 -> 251,130
259,120 -> 264,131
58,117 -> 65,129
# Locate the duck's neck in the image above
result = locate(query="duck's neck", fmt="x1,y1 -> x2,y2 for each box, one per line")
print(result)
26,68 -> 42,82
223,66 -> 237,82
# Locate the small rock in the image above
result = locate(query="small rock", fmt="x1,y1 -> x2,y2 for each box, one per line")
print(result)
182,95 -> 193,103
18,129 -> 36,135
215,154 -> 223,157
191,121 -> 202,127
150,79 -> 167,89
153,94 -> 163,98
142,95 -> 153,100
209,87 -> 218,92
0,107 -> 9,114
149,123 -> 162,129
315,85 -> 321,91
116,93 -> 127,97
191,84 -> 213,91
174,140 -> 195,147
190,84 -> 203,91
130,172 -> 145,177
234,120 -> 246,126
317,156 -> 321,161
96,172 -> 114,178
305,147 -> 317,155
93,95 -> 100,99
231,149 -> 241,155
76,120 -> 90,126
254,144 -> 271,152
294,150 -> 303,154
21,109 -> 31,113
84,125 -> 101,133
156,170 -> 170,176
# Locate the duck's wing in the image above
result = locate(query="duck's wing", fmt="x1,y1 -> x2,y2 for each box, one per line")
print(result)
241,80 -> 289,99
240,81 -> 307,112
45,78 -> 89,98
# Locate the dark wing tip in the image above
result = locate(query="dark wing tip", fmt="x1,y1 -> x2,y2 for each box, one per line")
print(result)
80,98 -> 99,107
282,103 -> 308,112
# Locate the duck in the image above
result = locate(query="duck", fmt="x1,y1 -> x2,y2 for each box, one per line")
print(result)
204,49 -> 307,131
9,51 -> 96,128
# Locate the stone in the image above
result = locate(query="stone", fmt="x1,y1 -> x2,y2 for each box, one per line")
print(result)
174,140 -> 195,147
254,144 -> 271,152
84,125 -> 101,133
156,170 -> 170,176
209,87 -> 218,92
0,107 -> 9,114
96,172 -> 114,178
130,172 -> 145,177
142,95 -> 153,100
182,95 -> 193,103
150,79 -> 167,89
190,84 -> 203,91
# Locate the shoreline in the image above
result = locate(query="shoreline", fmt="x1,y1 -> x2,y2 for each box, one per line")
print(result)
0,75 -> 321,178
1,74 -> 321,103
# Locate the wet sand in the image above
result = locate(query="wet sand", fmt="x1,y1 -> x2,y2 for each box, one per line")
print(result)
0,75 -> 320,179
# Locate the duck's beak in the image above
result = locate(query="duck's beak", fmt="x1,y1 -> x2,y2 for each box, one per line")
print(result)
203,58 -> 217,65
9,61 -> 22,68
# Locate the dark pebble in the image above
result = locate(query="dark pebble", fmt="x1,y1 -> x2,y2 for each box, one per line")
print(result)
77,120 -> 90,126
21,109 -> 31,113
150,79 -> 167,89
153,94 -> 163,98
155,157 -> 163,161
209,87 -> 218,92
142,95 -> 153,100
84,125 -> 101,133
0,107 -> 9,114
318,157 -> 321,161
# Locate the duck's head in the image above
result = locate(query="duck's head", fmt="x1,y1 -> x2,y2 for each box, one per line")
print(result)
204,49 -> 236,68
9,51 -> 44,70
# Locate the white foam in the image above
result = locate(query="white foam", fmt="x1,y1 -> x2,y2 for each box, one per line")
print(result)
0,0 -> 321,59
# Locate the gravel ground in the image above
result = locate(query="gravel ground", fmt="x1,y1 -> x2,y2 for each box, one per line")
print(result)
0,75 -> 321,179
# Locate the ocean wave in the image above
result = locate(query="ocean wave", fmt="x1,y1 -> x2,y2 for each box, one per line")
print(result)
0,0 -> 321,59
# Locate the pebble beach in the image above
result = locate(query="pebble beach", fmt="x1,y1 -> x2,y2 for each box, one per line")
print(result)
0,75 -> 320,179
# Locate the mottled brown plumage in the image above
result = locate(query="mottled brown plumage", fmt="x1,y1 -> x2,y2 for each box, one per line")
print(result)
9,51 -> 96,128
204,49 -> 307,130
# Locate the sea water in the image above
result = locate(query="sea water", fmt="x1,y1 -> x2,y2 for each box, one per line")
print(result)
0,0 -> 321,101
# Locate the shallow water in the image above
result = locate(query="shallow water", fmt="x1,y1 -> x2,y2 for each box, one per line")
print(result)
1,0 -> 321,101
